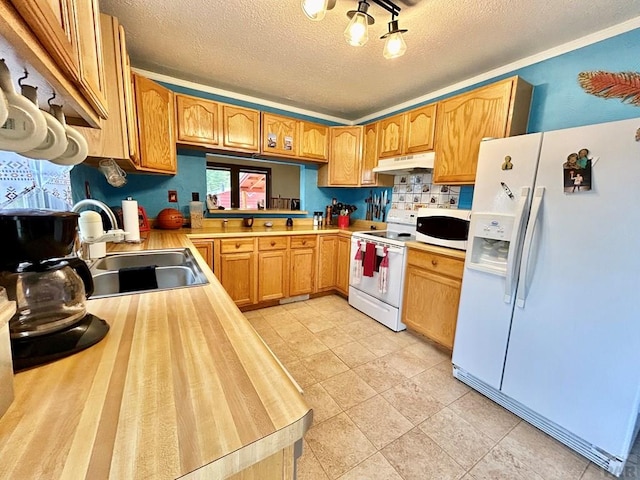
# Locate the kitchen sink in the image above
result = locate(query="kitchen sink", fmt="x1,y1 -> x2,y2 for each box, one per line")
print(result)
89,248 -> 209,298
91,249 -> 190,271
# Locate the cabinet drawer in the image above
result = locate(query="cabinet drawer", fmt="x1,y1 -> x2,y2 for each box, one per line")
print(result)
258,236 -> 288,251
290,235 -> 316,249
220,238 -> 255,254
407,249 -> 464,279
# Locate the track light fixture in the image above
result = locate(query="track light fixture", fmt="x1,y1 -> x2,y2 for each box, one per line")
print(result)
301,0 -> 408,58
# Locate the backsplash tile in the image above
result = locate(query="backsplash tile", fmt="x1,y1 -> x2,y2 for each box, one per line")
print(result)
390,174 -> 460,210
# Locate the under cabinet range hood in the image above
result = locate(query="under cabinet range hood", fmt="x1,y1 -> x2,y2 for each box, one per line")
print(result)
372,151 -> 435,174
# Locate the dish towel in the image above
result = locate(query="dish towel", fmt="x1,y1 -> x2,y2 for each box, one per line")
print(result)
378,246 -> 389,293
352,240 -> 363,284
363,242 -> 376,277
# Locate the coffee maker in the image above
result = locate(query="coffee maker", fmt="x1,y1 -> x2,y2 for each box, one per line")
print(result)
0,209 -> 109,371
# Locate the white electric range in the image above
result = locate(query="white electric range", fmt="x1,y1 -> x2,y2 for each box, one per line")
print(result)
348,209 -> 418,331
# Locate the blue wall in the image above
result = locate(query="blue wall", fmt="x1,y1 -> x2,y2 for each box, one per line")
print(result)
71,27 -> 640,218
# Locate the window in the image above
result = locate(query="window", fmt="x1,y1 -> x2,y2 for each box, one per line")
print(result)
206,162 -> 271,210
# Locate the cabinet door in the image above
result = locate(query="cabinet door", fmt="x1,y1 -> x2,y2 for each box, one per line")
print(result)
175,94 -> 219,147
378,113 -> 405,158
289,249 -> 315,296
336,236 -> 351,295
360,122 -> 378,186
12,0 -> 79,82
317,236 -> 338,291
298,121 -> 328,162
403,265 -> 461,349
220,252 -> 255,307
220,104 -> 260,153
191,240 -> 213,268
405,104 -> 436,154
133,74 -> 177,173
328,126 -> 362,186
119,27 -> 139,164
261,113 -> 297,157
434,78 -> 516,184
258,250 -> 288,301
74,0 -> 107,118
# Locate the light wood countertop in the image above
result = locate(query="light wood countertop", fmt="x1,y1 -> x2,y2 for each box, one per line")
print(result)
0,231 -> 312,479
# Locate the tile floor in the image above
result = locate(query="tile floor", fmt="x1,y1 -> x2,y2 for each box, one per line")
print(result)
244,295 -> 640,480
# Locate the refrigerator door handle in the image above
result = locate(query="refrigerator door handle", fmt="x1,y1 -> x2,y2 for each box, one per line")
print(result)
504,186 -> 531,303
516,186 -> 545,308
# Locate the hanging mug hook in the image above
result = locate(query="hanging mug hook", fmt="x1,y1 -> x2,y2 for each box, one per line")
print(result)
47,91 -> 57,108
17,69 -> 29,87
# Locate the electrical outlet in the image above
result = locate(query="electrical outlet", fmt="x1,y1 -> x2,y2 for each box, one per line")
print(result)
168,190 -> 178,202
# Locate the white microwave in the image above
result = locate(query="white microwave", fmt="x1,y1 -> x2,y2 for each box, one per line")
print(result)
416,208 -> 471,250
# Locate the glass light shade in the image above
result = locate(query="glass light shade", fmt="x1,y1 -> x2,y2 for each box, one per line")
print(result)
383,31 -> 407,59
301,0 -> 329,21
344,12 -> 369,46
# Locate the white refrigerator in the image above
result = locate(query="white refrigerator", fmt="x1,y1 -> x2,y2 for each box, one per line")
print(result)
452,117 -> 640,476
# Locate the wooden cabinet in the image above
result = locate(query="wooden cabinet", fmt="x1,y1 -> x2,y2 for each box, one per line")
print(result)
257,236 -> 289,302
76,14 -> 129,161
120,26 -> 139,165
402,247 -> 465,349
378,104 -> 436,159
317,235 -> 338,292
261,113 -> 297,157
191,240 -> 213,268
318,126 -> 363,187
133,73 -> 177,173
218,238 -> 257,307
434,76 -> 533,184
220,104 -> 260,153
176,94 -> 219,147
10,0 -> 108,119
361,122 -> 393,187
298,121 -> 328,162
289,235 -> 316,296
336,235 -> 351,295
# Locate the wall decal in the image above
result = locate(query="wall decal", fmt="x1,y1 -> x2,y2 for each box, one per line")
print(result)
578,71 -> 640,106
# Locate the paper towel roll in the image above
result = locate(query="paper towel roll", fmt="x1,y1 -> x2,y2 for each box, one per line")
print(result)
122,197 -> 140,242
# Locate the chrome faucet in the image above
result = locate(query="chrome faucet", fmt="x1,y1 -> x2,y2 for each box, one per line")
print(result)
72,200 -> 126,260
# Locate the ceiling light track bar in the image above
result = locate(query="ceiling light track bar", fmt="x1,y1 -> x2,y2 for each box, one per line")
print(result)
369,0 -> 401,16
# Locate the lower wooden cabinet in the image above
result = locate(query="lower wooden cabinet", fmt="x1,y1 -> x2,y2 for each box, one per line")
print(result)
336,236 -> 351,295
402,247 -> 464,349
317,235 -> 338,292
218,238 -> 257,307
190,240 -> 213,268
289,236 -> 316,297
258,236 -> 289,302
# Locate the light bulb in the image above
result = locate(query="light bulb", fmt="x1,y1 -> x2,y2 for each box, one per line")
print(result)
344,12 -> 369,47
383,32 -> 407,59
301,0 -> 329,21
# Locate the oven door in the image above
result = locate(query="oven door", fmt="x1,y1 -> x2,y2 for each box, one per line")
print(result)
349,237 -> 406,308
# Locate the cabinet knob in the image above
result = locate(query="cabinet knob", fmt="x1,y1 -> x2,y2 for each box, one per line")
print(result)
431,259 -> 438,266
302,240 -> 307,245
270,241 -> 276,246
235,242 -> 240,248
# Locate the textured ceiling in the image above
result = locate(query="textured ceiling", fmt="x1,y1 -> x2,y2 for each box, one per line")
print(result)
100,0 -> 640,122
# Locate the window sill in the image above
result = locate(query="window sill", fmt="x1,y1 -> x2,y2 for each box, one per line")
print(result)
207,209 -> 308,215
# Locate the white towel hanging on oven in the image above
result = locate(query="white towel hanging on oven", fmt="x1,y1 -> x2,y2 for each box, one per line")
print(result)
352,240 -> 363,284
378,246 -> 389,294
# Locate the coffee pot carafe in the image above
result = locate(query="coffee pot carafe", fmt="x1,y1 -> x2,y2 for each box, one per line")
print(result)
0,209 -> 108,370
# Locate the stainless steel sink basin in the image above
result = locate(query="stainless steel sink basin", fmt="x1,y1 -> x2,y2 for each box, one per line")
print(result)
89,248 -> 209,298
91,249 -> 189,271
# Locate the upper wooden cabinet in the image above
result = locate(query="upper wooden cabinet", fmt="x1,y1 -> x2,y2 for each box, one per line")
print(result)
176,94 -> 219,147
434,76 -> 532,184
133,73 -> 177,173
318,126 -> 363,187
11,0 -> 108,119
261,112 -> 297,157
220,104 -> 260,153
298,121 -> 328,162
361,122 -> 393,187
378,104 -> 437,159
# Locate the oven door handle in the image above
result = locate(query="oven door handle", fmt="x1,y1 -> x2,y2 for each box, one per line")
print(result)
353,242 -> 404,256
